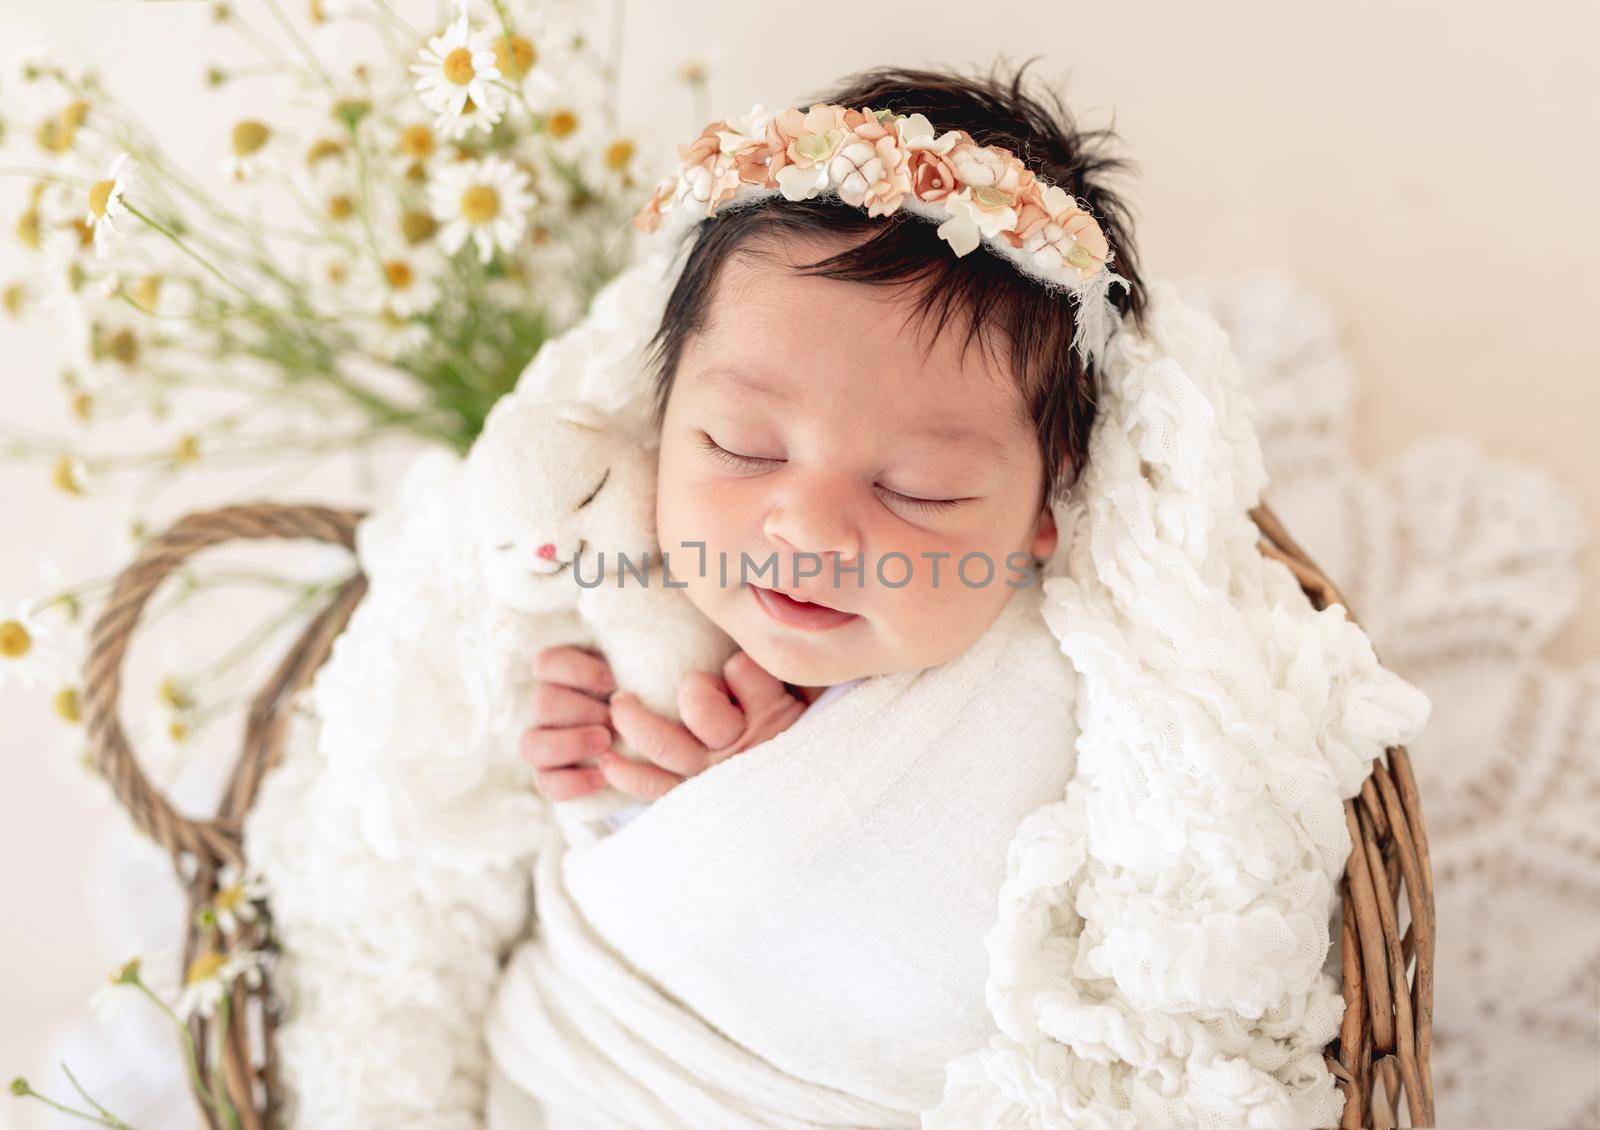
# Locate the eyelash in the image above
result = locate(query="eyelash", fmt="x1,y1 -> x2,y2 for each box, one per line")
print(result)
697,432 -> 965,514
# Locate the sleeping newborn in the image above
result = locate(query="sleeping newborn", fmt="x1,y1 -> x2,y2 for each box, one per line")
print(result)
520,216 -> 1066,811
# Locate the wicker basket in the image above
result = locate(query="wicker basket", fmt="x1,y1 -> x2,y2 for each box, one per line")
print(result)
79,499 -> 1435,1129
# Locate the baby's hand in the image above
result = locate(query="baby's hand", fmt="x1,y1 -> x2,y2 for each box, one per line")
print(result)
521,644 -> 618,801
600,650 -> 807,802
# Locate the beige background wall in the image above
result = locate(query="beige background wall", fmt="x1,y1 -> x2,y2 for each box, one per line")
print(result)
1,0 -> 1595,1123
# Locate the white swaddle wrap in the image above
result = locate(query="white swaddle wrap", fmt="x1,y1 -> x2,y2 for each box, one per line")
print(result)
486,580 -> 1079,1128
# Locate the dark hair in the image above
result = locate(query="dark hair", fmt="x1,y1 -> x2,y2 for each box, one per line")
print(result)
644,60 -> 1149,508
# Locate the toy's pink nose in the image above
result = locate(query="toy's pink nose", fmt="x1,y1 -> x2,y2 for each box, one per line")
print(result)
535,543 -> 557,560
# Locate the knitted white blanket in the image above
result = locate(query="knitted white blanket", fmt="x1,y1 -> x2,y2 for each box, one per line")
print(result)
243,267 -> 1432,1128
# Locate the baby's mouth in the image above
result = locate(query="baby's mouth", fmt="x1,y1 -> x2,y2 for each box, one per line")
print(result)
529,538 -> 586,578
749,584 -> 859,630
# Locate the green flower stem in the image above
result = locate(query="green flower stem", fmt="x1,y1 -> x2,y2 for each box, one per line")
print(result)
211,993 -> 242,1130
260,0 -> 337,93
8,1078 -> 126,1127
60,1062 -> 136,1129
199,581 -> 333,689
124,203 -> 253,301
130,981 -> 224,1122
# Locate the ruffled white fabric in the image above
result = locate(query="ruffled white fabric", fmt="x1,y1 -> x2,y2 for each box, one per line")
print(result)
917,280 -> 1432,1128
235,261 -> 1433,1127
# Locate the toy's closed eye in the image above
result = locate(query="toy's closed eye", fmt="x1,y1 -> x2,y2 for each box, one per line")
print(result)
495,542 -> 514,552
577,467 -> 609,510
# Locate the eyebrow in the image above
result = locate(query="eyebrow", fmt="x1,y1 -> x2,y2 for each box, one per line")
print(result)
695,365 -> 1019,466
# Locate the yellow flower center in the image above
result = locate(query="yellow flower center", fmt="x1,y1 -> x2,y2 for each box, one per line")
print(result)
2,283 -> 25,316
159,676 -> 193,710
70,391 -> 94,421
132,275 -> 162,310
305,138 -> 342,166
185,951 -> 226,984
15,210 -> 41,250
34,116 -> 73,154
53,687 -> 82,724
460,184 -> 500,223
326,261 -> 348,285
604,139 -> 635,171
327,195 -> 353,220
168,718 -> 189,742
493,34 -> 535,79
1065,242 -> 1095,269
384,260 -> 414,289
400,211 -> 438,245
173,434 -> 200,464
547,109 -> 578,138
0,620 -> 31,659
442,46 -> 476,86
215,885 -> 245,913
52,456 -> 85,496
62,101 -> 91,130
106,327 -> 139,365
231,120 -> 271,157
398,124 -> 435,158
87,179 -> 115,219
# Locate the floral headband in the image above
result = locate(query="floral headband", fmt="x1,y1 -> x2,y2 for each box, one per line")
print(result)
632,102 -> 1131,365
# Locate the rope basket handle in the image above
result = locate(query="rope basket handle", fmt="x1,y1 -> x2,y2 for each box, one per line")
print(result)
81,502 -> 369,1128
75,498 -> 1436,1128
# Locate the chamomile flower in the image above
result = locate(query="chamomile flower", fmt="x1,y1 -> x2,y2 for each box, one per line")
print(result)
409,10 -> 506,140
355,245 -> 444,318
208,863 -> 269,934
174,945 -> 269,1022
0,599 -> 71,691
426,153 -> 533,264
85,151 -> 138,260
221,119 -> 277,184
484,3 -> 581,107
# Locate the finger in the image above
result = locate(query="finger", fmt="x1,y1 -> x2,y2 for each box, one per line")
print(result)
677,670 -> 746,751
530,682 -> 612,729
535,765 -> 607,801
609,691 -> 711,777
532,645 -> 616,698
520,723 -> 614,770
721,650 -> 795,716
597,749 -> 683,803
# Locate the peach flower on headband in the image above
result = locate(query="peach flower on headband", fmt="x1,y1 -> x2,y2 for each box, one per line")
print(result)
632,102 -> 1113,283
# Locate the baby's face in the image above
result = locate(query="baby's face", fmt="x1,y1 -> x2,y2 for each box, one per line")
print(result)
655,231 -> 1058,691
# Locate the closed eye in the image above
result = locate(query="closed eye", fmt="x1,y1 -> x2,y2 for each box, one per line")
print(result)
698,431 -> 969,514
495,542 -> 514,551
577,467 -> 609,509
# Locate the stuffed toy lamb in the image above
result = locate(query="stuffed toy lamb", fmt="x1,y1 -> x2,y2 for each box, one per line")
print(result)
461,392 -> 739,843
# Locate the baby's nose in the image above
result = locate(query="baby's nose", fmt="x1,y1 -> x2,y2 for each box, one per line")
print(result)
535,542 -> 557,560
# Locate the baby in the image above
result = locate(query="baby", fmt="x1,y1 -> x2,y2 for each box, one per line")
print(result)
519,64 -> 1147,808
